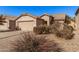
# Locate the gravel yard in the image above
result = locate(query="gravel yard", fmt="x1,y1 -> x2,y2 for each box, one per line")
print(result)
0,30 -> 79,52
46,31 -> 79,52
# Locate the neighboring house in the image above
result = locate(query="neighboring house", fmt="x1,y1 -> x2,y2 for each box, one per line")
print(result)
12,13 -> 45,31
40,14 -> 71,25
52,14 -> 71,24
51,14 -> 72,30
40,14 -> 54,26
4,15 -> 17,31
0,15 -> 17,31
75,8 -> 79,30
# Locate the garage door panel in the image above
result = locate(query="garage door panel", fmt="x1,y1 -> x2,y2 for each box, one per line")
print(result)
18,22 -> 36,31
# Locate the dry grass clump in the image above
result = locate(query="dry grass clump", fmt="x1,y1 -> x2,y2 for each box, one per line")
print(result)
11,32 -> 63,52
56,24 -> 74,39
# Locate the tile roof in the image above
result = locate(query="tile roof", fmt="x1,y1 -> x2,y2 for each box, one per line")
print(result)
15,13 -> 38,21
3,15 -> 17,21
52,14 -> 66,21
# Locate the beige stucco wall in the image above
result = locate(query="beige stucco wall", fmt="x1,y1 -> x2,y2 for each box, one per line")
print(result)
0,19 -> 9,30
16,16 -> 36,31
0,23 -> 8,30
41,15 -> 50,26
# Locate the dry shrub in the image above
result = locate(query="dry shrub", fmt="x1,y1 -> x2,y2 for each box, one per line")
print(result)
33,25 -> 50,34
33,22 -> 61,34
11,32 -> 63,52
33,22 -> 74,40
33,25 -> 45,34
56,24 -> 74,39
49,22 -> 62,34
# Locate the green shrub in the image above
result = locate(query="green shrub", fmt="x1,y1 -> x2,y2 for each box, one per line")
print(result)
11,32 -> 63,52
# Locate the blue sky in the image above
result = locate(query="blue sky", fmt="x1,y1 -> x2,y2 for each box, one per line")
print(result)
0,6 -> 78,17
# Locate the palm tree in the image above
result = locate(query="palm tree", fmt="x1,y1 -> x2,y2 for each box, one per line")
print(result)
0,15 -> 6,25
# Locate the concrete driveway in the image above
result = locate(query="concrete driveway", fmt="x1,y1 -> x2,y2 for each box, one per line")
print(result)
0,31 -> 23,52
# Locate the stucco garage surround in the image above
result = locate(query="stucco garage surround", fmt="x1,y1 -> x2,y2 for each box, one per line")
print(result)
16,15 -> 36,31
41,15 -> 50,26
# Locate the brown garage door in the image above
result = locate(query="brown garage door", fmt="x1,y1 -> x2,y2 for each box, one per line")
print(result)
18,21 -> 36,31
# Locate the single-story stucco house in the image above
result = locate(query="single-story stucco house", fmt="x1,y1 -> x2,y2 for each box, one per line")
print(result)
9,13 -> 45,31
